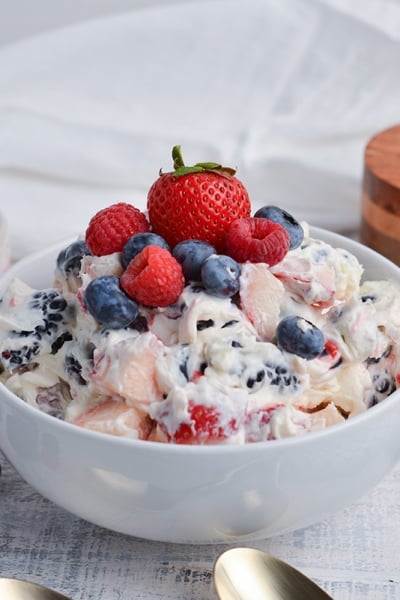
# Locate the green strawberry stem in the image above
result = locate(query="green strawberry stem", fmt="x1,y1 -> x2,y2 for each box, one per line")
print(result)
172,145 -> 185,170
171,145 -> 236,178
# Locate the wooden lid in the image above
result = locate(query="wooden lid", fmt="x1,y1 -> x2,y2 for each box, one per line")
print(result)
360,124 -> 400,265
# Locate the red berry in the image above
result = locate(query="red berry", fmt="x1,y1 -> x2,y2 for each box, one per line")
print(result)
86,202 -> 149,256
225,217 -> 290,266
172,402 -> 237,444
120,245 -> 184,307
147,146 -> 251,253
319,339 -> 341,367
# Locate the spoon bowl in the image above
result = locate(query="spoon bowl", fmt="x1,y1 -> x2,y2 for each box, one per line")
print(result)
214,547 -> 333,600
0,578 -> 71,599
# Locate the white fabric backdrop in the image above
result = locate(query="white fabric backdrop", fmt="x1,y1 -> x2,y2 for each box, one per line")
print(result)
0,0 -> 400,260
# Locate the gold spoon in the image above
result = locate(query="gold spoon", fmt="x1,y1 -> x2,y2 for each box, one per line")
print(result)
214,547 -> 334,600
0,578 -> 71,599
0,547 -> 333,599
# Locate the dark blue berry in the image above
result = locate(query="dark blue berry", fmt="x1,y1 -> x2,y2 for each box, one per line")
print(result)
64,354 -> 87,386
231,340 -> 243,348
179,357 -> 189,380
57,240 -> 91,277
84,276 -> 138,329
246,370 -> 265,389
30,290 -> 70,341
174,345 -> 201,383
196,319 -> 214,331
172,239 -> 216,281
374,374 -> 392,394
1,342 -> 40,370
365,350 -> 396,408
254,205 -> 304,250
263,361 -> 299,389
222,319 -> 239,328
361,294 -> 376,303
30,290 -> 59,311
187,284 -> 205,294
312,247 -> 329,263
129,314 -> 149,333
51,331 -> 73,354
201,255 -> 240,298
1,289 -> 72,371
366,346 -> 392,365
276,315 -> 325,360
122,233 -> 169,269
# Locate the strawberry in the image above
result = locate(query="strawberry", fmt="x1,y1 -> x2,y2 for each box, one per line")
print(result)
147,145 -> 251,253
171,402 -> 238,444
239,262 -> 285,341
72,398 -> 155,439
319,339 -> 341,368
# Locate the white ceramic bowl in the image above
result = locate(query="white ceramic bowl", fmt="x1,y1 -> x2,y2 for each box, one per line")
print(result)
0,210 -> 10,273
1,228 -> 400,544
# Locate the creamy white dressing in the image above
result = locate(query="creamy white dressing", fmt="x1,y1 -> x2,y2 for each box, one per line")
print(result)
1,228 -> 400,444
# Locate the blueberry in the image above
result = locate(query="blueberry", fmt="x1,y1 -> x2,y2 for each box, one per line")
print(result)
51,331 -> 73,354
366,346 -> 392,365
84,276 -> 138,329
122,233 -> 169,269
222,319 -> 239,328
196,319 -> 214,331
246,370 -> 265,389
172,240 -> 216,281
179,358 -> 189,380
231,340 -> 243,348
264,361 -> 299,389
361,294 -> 376,303
30,290 -> 60,311
312,247 -> 329,263
276,315 -> 325,360
0,289 -> 74,372
30,291 -> 70,328
201,255 -> 241,298
1,342 -> 40,370
129,314 -> 149,333
374,375 -> 392,394
30,290 -> 71,342
1,289 -> 72,372
57,240 -> 91,277
64,354 -> 87,386
365,355 -> 396,408
254,205 -> 304,250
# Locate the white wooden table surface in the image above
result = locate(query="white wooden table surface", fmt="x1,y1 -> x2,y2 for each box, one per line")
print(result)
0,450 -> 399,599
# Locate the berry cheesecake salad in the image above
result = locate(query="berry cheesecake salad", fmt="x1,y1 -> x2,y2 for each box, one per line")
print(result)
1,146 -> 400,445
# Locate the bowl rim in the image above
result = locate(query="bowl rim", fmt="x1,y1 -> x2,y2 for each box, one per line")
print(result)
1,228 -> 400,455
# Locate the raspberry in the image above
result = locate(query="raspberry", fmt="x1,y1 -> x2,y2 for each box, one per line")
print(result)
120,246 -> 184,307
254,205 -> 304,250
225,217 -> 290,266
172,402 -> 237,444
85,203 -> 149,256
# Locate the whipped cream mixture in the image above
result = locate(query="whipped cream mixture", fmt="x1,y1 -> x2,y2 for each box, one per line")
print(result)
1,226 -> 399,444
